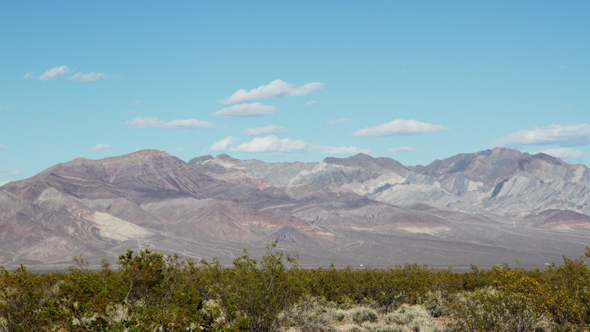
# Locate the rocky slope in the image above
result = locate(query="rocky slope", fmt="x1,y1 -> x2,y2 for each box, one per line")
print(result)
0,148 -> 589,269
190,148 -> 590,217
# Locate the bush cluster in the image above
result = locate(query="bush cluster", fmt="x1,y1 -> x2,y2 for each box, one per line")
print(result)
2,244 -> 590,331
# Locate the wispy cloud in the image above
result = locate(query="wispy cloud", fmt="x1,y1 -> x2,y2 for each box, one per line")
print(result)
0,106 -> 10,111
0,145 -> 8,151
210,135 -> 369,155
213,103 -> 277,117
493,124 -> 590,148
220,79 -> 325,104
0,166 -> 23,177
385,146 -> 415,153
557,66 -> 567,69
318,146 -> 372,155
126,116 -> 214,129
67,72 -> 106,82
26,66 -> 107,82
535,148 -> 587,161
245,125 -> 288,136
327,118 -> 349,125
129,100 -> 141,106
89,143 -> 113,152
38,65 -> 69,81
210,136 -> 242,152
0,181 -> 10,187
305,101 -> 317,106
353,119 -> 448,137
224,135 -> 308,153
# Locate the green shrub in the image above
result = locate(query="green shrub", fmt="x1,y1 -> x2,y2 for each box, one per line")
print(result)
448,287 -> 550,332
0,265 -> 60,332
348,326 -> 367,332
203,241 -> 303,332
351,307 -> 378,324
328,308 -> 349,322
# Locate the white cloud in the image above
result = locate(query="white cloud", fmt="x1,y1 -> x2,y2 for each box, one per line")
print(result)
318,146 -> 372,155
0,181 -> 10,187
67,72 -> 106,82
353,119 -> 448,137
231,136 -> 309,153
305,101 -> 317,106
0,166 -> 23,177
385,146 -> 415,153
211,135 -> 308,153
129,100 -> 141,106
213,103 -> 277,117
220,79 -> 325,104
89,143 -> 113,152
0,145 -> 7,150
326,118 -> 349,125
24,72 -> 36,79
210,135 -> 369,156
535,148 -> 587,161
245,125 -> 288,136
125,116 -> 214,129
0,106 -> 10,111
493,124 -> 590,148
38,65 -> 69,81
210,136 -> 242,152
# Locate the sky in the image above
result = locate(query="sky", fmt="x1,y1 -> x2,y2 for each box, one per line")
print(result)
1,1 -> 589,185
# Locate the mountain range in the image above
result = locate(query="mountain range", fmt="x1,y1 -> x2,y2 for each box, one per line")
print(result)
1,148 -> 589,269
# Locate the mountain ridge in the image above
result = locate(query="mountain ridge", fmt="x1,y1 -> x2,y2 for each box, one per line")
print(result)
1,148 -> 589,269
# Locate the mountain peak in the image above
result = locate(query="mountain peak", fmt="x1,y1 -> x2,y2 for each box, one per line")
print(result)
323,153 -> 374,164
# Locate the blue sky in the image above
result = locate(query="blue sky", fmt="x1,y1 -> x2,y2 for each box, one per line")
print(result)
1,1 -> 589,184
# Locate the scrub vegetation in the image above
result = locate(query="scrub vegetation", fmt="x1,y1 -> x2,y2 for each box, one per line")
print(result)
1,242 -> 590,332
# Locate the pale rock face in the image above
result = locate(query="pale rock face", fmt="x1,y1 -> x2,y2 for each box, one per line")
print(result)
192,149 -> 590,217
89,212 -> 153,241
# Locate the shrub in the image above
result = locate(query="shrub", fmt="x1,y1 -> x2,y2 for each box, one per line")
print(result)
203,241 -> 303,332
0,265 -> 60,332
448,286 -> 550,332
328,308 -> 349,322
351,307 -> 378,324
348,326 -> 366,332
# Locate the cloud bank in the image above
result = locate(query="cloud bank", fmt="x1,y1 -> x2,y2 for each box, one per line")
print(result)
37,65 -> 70,81
535,148 -> 587,161
245,125 -> 288,136
25,66 -> 106,82
220,79 -> 325,104
89,143 -> 113,152
353,119 -> 448,137
213,103 -> 277,117
210,135 -> 369,155
494,124 -> 590,148
126,117 -> 214,129
0,166 -> 23,177
67,72 -> 106,82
